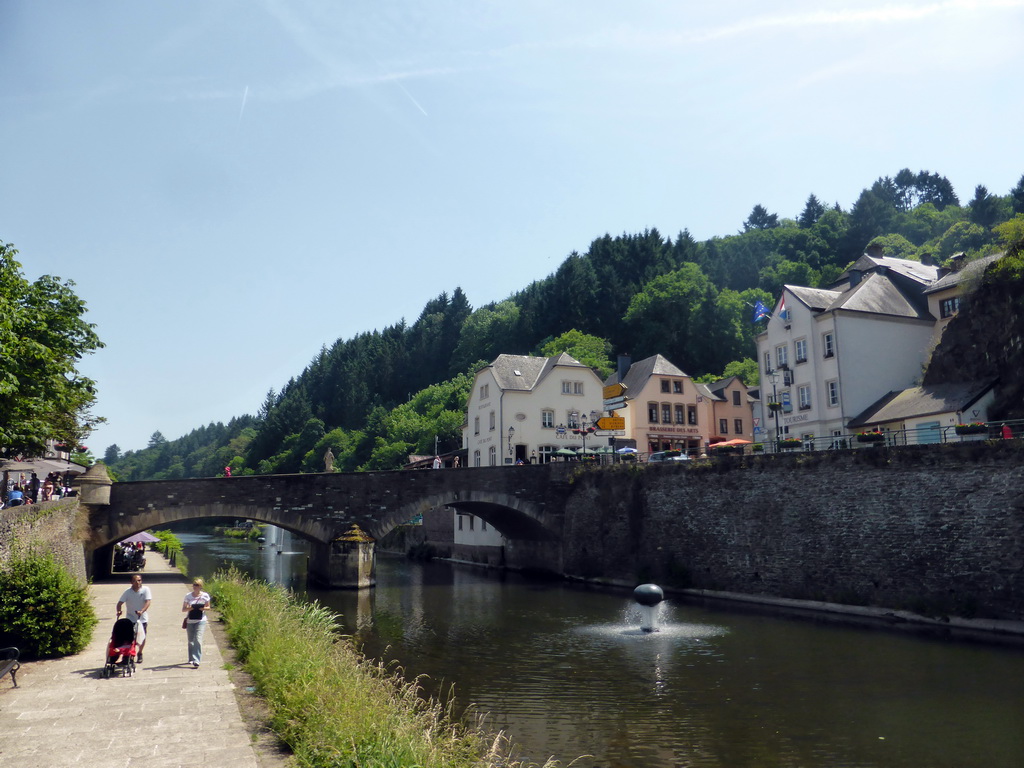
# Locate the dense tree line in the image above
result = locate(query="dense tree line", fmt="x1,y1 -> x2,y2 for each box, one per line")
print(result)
106,170 -> 1024,480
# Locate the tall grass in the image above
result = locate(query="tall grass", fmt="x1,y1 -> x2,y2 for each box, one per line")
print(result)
211,569 -> 561,768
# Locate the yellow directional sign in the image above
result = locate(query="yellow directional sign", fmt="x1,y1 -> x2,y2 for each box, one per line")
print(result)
603,383 -> 627,399
597,416 -> 625,430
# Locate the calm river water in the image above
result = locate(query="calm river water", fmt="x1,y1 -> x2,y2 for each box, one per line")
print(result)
177,528 -> 1024,768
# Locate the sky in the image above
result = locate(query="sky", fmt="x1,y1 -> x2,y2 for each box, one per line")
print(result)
2,1 -> 1022,455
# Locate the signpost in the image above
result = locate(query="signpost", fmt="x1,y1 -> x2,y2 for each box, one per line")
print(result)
603,396 -> 628,411
597,416 -> 625,431
603,383 -> 627,399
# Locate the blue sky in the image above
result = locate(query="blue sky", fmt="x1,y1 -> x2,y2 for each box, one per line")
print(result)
2,0 -> 1022,454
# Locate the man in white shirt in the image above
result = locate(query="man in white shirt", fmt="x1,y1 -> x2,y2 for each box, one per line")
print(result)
116,574 -> 152,663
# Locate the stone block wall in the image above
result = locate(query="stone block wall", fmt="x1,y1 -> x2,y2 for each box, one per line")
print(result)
561,445 -> 1024,620
0,498 -> 88,583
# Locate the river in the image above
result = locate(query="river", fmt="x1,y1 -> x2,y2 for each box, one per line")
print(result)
177,528 -> 1024,768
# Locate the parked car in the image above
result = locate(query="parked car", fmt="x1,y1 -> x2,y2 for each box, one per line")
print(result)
648,451 -> 690,462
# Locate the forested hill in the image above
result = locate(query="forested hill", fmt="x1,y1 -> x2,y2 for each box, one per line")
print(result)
106,170 -> 1024,481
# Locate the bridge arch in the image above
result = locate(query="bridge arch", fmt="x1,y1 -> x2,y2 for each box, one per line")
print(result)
376,490 -> 560,542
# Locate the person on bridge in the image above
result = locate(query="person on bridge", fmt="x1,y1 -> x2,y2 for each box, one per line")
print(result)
182,577 -> 211,668
116,574 -> 152,663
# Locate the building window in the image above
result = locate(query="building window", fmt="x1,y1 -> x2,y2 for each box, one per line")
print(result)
940,297 -> 960,318
687,405 -> 698,425
648,403 -> 659,423
764,351 -> 772,374
675,405 -> 685,424
562,381 -> 571,394
827,380 -> 840,407
458,515 -> 464,531
823,332 -> 835,359
480,383 -> 489,399
674,380 -> 683,394
473,450 -> 480,467
734,418 -> 743,434
542,410 -> 554,428
719,418 -> 728,434
488,446 -> 496,466
776,345 -> 788,369
661,403 -> 671,423
798,385 -> 811,410
568,411 -> 580,428
563,380 -> 583,395
795,338 -> 808,363
732,390 -> 741,406
474,416 -> 480,436
661,379 -> 671,393
489,411 -> 495,430
469,516 -> 474,531
538,445 -> 555,464
481,520 -> 487,531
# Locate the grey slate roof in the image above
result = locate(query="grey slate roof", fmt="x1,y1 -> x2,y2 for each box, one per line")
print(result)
788,286 -> 840,312
836,253 -> 941,287
924,252 -> 1004,294
826,271 -> 931,319
603,354 -> 688,394
487,352 -> 591,391
848,380 -> 996,427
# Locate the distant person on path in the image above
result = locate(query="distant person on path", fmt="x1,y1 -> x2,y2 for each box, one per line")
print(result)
452,455 -> 460,468
182,577 -> 211,668
116,573 -> 152,663
5,486 -> 24,507
1002,423 -> 1013,439
432,455 -> 442,469
324,448 -> 335,472
28,473 -> 40,502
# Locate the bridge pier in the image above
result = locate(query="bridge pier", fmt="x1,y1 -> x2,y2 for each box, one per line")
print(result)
308,526 -> 376,589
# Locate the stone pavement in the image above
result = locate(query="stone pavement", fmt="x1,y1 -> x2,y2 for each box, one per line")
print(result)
0,553 -> 264,768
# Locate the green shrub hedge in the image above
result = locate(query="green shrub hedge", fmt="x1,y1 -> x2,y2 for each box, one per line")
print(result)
0,551 -> 98,658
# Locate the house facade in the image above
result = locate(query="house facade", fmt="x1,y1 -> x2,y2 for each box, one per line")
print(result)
462,352 -> 606,465
603,355 -> 754,456
847,381 -> 997,445
755,247 -> 941,448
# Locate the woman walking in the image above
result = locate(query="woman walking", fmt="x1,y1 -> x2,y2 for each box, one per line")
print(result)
182,577 -> 211,668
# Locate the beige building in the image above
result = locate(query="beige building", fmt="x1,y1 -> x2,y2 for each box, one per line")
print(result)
604,355 -> 754,456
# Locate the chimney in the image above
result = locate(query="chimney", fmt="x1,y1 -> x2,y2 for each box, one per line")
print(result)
920,252 -> 934,267
849,269 -> 862,288
616,354 -> 631,382
950,252 -> 966,272
866,243 -> 884,258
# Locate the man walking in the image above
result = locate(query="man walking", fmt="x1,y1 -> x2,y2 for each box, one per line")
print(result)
116,573 -> 152,663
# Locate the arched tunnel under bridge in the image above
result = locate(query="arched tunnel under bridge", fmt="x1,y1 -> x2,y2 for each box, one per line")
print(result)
89,465 -> 576,587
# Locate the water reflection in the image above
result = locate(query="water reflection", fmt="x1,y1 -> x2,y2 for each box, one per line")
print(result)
179,529 -> 1024,768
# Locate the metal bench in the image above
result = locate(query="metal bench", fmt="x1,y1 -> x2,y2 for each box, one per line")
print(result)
0,647 -> 20,688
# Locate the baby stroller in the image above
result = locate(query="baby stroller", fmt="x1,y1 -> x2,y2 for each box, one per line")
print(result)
102,618 -> 140,678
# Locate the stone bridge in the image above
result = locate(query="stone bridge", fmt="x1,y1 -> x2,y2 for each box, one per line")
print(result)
88,465 -> 577,587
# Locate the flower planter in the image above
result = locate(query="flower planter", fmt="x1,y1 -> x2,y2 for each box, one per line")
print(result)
778,440 -> 802,449
954,425 -> 987,436
856,433 -> 885,443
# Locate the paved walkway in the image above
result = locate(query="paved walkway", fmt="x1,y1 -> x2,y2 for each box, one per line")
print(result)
0,554 -> 263,768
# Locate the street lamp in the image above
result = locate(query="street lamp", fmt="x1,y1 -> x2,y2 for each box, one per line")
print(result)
767,369 -> 782,449
571,412 -> 596,458
507,425 -> 515,458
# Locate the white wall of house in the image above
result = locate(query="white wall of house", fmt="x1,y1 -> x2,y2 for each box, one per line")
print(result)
454,511 -> 505,546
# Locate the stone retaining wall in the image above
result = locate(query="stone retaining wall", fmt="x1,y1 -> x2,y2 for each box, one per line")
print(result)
0,498 -> 88,583
561,444 -> 1024,620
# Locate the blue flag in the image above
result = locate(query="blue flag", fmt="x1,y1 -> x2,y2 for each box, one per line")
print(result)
753,300 -> 770,323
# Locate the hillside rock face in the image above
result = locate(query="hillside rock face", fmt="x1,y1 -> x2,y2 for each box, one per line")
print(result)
923,255 -> 1024,419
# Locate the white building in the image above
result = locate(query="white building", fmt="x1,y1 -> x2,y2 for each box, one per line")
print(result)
755,246 -> 941,448
462,352 -> 606,466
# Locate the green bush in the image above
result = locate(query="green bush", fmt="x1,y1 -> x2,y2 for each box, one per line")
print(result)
0,551 -> 98,658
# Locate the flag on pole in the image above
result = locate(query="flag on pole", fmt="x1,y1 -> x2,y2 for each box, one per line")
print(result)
779,294 -> 788,321
752,300 -> 770,323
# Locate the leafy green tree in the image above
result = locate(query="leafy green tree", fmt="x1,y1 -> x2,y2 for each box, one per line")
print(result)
866,234 -> 918,261
994,215 -> 1024,250
0,242 -> 104,455
1010,174 -> 1024,215
936,221 -> 989,259
450,300 -> 521,374
538,330 -> 614,378
968,185 -> 1001,228
103,444 -> 121,464
743,205 -> 779,232
798,194 -> 826,228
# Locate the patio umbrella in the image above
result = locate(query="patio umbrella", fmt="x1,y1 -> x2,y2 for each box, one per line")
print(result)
615,447 -> 638,454
553,448 -> 577,457
576,447 -> 598,454
120,531 -> 160,545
